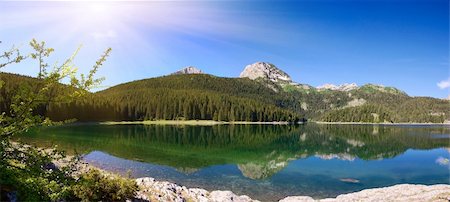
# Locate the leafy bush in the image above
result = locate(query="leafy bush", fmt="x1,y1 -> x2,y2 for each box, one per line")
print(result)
72,169 -> 138,202
1,142 -> 138,201
0,40 -> 139,201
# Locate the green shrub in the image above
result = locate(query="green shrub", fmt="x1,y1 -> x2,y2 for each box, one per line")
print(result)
0,143 -> 138,201
72,169 -> 138,202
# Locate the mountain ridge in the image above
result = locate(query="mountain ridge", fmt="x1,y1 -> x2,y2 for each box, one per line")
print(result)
237,62 -> 407,96
162,62 -> 409,97
1,61 -> 449,123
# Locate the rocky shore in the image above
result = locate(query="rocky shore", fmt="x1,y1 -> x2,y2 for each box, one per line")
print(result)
134,177 -> 254,202
134,177 -> 450,202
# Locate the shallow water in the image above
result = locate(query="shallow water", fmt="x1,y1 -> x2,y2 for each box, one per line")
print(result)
17,124 -> 450,201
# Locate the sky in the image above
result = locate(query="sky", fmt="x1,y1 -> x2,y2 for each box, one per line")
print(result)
0,0 -> 448,98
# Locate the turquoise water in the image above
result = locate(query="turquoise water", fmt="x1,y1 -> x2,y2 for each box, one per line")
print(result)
18,124 -> 450,201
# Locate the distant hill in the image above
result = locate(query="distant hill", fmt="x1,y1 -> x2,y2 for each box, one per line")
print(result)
0,72 -> 47,116
280,81 -> 448,123
45,73 -> 302,122
1,61 -> 449,123
238,62 -> 449,123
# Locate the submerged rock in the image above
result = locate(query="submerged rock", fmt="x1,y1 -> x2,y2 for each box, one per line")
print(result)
436,157 -> 449,166
339,178 -> 360,184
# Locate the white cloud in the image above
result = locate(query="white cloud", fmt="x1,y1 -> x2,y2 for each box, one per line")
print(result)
436,156 -> 449,166
437,77 -> 450,89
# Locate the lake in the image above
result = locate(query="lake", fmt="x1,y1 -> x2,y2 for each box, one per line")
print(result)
17,123 -> 450,201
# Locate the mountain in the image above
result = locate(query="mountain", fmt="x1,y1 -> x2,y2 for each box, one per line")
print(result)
239,62 -> 310,92
288,83 -> 447,123
171,66 -> 203,75
317,83 -> 359,92
240,62 -> 292,84
1,61 -> 449,123
237,63 -> 448,123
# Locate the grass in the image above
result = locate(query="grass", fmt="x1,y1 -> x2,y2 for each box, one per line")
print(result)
313,121 -> 450,125
100,120 -> 292,126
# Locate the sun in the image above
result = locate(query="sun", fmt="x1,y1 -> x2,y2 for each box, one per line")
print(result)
82,2 -> 116,23
64,1 -> 125,37
89,3 -> 108,13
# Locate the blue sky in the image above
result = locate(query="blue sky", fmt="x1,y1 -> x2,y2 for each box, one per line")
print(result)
0,0 -> 448,98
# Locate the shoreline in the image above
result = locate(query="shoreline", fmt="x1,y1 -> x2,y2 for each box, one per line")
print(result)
98,120 -> 450,126
313,121 -> 450,126
133,176 -> 450,202
13,144 -> 450,201
100,120 -> 299,126
70,158 -> 449,201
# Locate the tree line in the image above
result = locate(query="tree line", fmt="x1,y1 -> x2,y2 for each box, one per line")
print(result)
2,72 -> 448,123
1,73 -> 303,122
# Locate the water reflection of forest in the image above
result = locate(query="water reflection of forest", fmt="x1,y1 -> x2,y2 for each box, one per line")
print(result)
19,124 -> 450,179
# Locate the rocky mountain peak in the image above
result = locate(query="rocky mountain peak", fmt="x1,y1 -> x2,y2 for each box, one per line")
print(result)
239,62 -> 292,83
317,83 -> 359,92
171,66 -> 204,75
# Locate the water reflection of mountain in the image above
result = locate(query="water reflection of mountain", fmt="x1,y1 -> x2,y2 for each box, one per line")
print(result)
18,124 -> 450,179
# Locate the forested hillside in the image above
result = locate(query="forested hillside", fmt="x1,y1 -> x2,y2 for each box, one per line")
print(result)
0,73 -> 47,116
0,73 -> 302,122
284,83 -> 449,123
1,72 -> 448,123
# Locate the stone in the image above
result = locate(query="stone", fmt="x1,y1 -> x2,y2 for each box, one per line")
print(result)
209,190 -> 256,202
239,62 -> 292,83
317,83 -> 358,92
279,196 -> 316,202
134,176 -> 450,202
172,66 -> 204,75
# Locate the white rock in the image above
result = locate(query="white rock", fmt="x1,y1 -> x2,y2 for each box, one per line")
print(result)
315,153 -> 355,161
345,98 -> 366,108
321,184 -> 450,202
134,176 -> 450,202
240,62 -> 292,83
209,190 -> 256,202
172,66 -> 204,75
279,196 -> 316,202
317,83 -> 358,92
